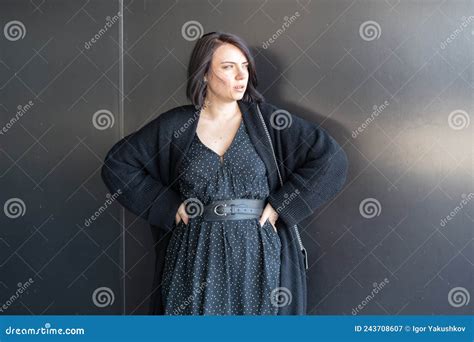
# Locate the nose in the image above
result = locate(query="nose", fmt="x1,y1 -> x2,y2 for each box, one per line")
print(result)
236,66 -> 247,79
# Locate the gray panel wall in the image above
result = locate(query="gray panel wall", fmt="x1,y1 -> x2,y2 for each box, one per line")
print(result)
1,0 -> 123,314
1,0 -> 472,315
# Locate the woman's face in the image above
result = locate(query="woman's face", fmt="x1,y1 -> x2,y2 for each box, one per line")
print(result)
205,43 -> 249,103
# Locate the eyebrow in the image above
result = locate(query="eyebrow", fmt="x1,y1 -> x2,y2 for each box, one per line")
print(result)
220,61 -> 249,64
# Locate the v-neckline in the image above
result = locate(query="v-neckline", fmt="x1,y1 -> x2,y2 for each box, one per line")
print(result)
195,120 -> 243,165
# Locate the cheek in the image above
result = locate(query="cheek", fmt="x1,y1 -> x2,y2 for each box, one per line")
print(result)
213,71 -> 233,87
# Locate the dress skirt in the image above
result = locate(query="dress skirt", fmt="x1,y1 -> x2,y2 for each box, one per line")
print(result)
161,119 -> 281,315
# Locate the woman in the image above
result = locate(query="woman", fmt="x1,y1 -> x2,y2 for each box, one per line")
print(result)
101,32 -> 348,315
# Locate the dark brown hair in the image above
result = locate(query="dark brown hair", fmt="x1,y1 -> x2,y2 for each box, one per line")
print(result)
186,31 -> 264,108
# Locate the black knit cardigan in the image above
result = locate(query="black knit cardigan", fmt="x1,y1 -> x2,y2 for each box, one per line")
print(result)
101,99 -> 348,315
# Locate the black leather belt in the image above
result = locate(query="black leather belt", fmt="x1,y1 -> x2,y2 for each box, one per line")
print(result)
202,199 -> 265,221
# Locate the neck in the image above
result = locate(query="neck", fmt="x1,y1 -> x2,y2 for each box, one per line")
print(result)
201,97 -> 240,121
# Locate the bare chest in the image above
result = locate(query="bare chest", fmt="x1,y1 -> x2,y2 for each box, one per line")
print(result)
195,116 -> 242,158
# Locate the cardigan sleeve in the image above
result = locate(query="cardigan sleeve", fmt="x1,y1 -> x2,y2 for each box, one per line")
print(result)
100,117 -> 182,232
267,111 -> 348,227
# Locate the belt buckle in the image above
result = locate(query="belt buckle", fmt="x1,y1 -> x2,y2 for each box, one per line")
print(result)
213,203 -> 227,216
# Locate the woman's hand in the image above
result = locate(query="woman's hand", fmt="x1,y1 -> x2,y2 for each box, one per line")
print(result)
259,203 -> 279,233
175,202 -> 190,225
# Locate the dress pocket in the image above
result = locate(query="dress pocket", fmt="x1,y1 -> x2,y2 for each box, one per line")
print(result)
261,219 -> 281,247
263,218 -> 277,233
174,218 -> 187,230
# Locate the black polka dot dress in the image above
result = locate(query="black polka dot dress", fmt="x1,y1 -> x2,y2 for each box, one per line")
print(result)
161,118 -> 282,315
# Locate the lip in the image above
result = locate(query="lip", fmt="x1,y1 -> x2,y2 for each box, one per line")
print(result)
233,85 -> 246,92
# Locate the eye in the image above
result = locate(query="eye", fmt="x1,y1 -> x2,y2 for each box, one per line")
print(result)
224,65 -> 233,69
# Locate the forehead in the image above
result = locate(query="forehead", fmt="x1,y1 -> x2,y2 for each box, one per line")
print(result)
212,43 -> 248,63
